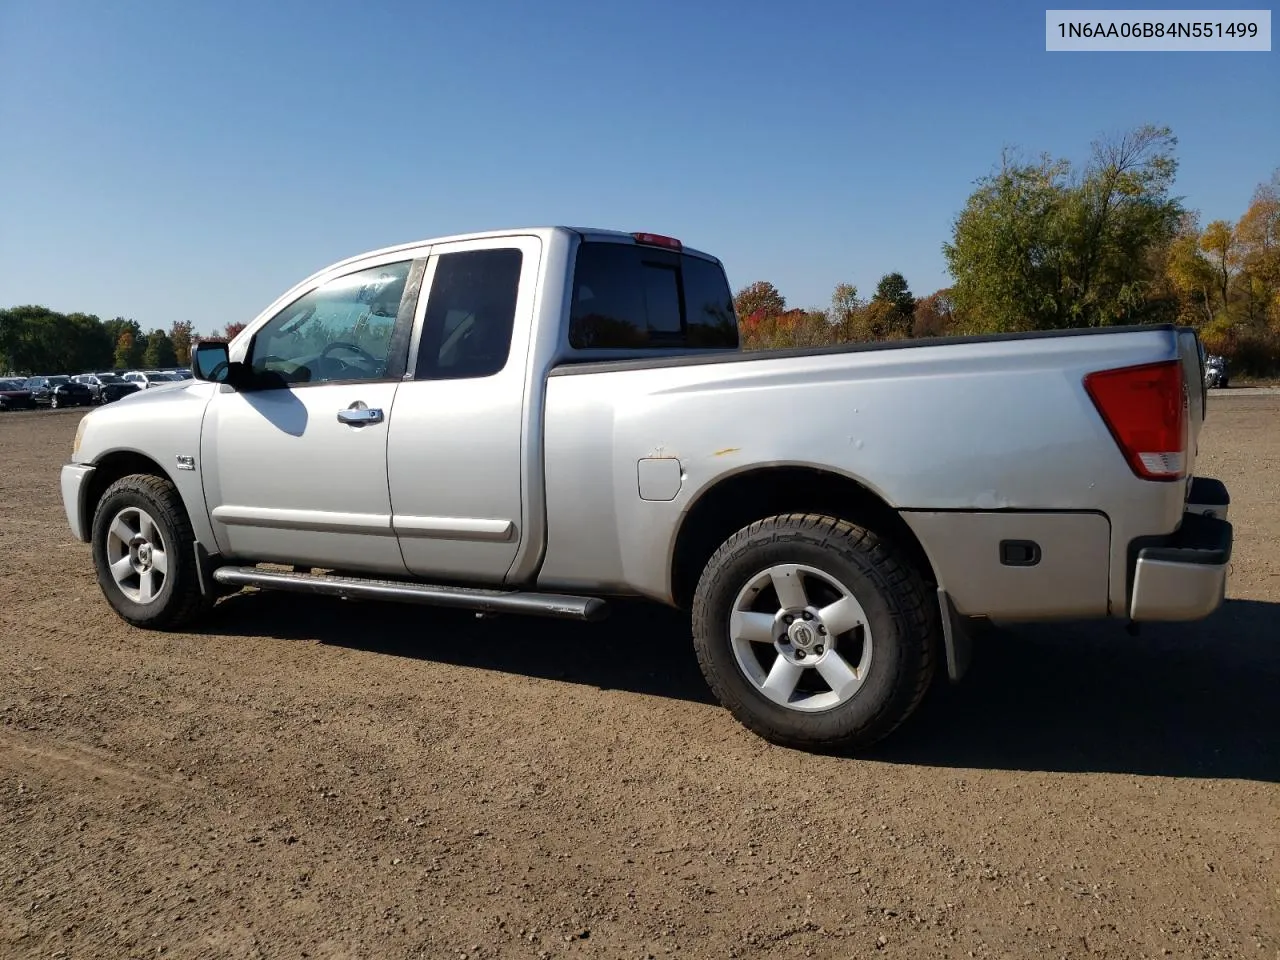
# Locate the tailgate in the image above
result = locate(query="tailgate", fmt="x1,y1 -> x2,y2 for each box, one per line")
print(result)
1175,327 -> 1206,483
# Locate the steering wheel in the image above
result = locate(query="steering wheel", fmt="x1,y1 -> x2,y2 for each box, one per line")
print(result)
321,341 -> 378,365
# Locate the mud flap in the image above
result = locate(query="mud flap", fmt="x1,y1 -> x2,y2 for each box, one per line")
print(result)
193,541 -> 231,597
937,588 -> 974,684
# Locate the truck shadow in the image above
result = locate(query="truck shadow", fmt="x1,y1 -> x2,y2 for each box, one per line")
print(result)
871,598 -> 1280,782
201,593 -> 1280,782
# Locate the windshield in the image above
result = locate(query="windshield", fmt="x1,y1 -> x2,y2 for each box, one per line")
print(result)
148,374 -> 178,382
48,376 -> 69,385
0,380 -> 22,390
98,374 -> 124,383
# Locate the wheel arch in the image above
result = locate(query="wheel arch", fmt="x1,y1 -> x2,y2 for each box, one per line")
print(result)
82,449 -> 214,549
668,465 -> 938,611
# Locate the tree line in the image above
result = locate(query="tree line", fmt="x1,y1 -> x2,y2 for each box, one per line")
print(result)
737,125 -> 1279,374
4,125 -> 1277,375
0,307 -> 203,376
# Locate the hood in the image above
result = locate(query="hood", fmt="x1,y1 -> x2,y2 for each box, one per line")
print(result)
104,378 -> 205,407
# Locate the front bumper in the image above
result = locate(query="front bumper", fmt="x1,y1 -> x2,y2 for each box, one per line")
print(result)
1129,510 -> 1232,622
60,463 -> 96,543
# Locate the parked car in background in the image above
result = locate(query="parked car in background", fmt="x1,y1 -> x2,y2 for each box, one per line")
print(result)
24,375 -> 93,408
72,373 -> 143,405
1204,354 -> 1229,389
0,378 -> 37,411
121,371 -> 182,390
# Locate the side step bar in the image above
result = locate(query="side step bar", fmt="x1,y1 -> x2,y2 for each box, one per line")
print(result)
211,566 -> 610,622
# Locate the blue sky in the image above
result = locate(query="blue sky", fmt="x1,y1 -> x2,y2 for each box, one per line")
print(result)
1,0 -> 1276,335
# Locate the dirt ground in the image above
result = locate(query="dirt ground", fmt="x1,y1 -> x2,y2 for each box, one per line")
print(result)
2,397 -> 1277,960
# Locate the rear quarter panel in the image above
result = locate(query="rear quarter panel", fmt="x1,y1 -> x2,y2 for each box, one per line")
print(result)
538,328 -> 1189,610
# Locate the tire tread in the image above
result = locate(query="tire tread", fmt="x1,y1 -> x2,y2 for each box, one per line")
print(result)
691,512 -> 937,751
92,474 -> 213,630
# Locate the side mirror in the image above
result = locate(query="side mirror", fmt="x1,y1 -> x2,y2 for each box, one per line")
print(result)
192,341 -> 231,382
192,341 -> 255,389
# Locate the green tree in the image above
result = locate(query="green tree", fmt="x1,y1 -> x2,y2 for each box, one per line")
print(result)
103,317 -> 142,354
944,125 -> 1183,332
65,312 -> 113,371
1199,219 -> 1240,318
169,320 -> 194,365
1166,214 -> 1217,326
142,329 -> 177,368
871,272 -> 915,337
829,283 -> 867,340
0,305 -> 109,373
114,330 -> 138,369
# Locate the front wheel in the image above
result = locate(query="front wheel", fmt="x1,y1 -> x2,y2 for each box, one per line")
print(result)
91,474 -> 214,629
691,513 -> 938,752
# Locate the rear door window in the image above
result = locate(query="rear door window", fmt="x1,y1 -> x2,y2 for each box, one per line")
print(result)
415,248 -> 524,379
568,241 -> 739,349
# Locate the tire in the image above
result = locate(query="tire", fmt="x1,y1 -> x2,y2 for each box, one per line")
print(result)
50,395 -> 59,409
691,513 -> 938,752
90,474 -> 214,630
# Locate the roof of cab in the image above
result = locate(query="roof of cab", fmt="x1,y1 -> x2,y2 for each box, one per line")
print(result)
310,226 -> 720,279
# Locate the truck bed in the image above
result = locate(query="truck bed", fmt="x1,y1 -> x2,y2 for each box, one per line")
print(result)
537,322 -> 1203,618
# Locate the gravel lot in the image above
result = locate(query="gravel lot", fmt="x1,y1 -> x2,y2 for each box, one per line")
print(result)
2,397 -> 1277,959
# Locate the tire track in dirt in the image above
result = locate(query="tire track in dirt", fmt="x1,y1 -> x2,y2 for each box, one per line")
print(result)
0,727 -> 198,797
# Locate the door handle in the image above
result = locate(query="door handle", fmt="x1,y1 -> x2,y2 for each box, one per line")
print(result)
337,406 -> 384,425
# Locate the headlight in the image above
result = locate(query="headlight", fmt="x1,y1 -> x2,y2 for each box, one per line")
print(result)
72,415 -> 89,459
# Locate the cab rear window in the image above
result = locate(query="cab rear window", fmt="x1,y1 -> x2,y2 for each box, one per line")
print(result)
568,242 -> 739,349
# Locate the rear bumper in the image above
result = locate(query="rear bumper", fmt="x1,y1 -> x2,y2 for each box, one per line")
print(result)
1129,511 -> 1232,622
60,463 -> 96,543
1186,476 -> 1229,520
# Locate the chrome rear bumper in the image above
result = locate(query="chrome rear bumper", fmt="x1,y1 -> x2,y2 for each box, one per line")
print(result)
1129,509 -> 1232,622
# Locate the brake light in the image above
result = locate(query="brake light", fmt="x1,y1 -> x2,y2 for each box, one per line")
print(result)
1083,360 -> 1187,481
632,232 -> 682,250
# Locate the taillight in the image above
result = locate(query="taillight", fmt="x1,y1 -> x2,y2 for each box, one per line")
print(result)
1083,360 -> 1187,482
632,232 -> 682,250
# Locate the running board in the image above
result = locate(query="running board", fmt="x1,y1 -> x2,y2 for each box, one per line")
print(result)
211,566 -> 610,622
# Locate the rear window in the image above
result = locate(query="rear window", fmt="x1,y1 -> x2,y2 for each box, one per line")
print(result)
568,242 -> 738,350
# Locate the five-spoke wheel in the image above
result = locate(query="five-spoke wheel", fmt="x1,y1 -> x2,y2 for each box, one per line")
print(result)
91,474 -> 213,629
104,505 -> 170,604
729,563 -> 873,712
692,513 -> 938,751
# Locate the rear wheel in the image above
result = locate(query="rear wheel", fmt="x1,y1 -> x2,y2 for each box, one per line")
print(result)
91,474 -> 214,629
691,513 -> 937,752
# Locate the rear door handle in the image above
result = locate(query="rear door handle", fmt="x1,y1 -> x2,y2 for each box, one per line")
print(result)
337,406 -> 383,425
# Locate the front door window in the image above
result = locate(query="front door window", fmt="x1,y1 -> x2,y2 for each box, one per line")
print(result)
248,261 -> 412,386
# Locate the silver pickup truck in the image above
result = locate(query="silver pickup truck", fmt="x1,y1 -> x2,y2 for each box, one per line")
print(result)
60,226 -> 1233,751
